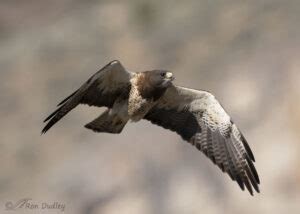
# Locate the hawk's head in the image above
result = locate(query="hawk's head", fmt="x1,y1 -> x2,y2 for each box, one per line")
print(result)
136,70 -> 175,101
147,70 -> 175,88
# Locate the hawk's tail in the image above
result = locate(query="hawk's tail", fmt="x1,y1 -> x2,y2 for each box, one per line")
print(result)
84,110 -> 127,134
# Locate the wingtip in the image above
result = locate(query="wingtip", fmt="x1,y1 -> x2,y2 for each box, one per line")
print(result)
41,127 -> 48,135
245,154 -> 260,184
56,89 -> 79,107
247,187 -> 254,196
241,133 -> 255,162
248,184 -> 260,196
43,106 -> 63,123
256,186 -> 260,193
41,120 -> 53,135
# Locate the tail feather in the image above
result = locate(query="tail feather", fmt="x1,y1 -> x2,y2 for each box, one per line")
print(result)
84,110 -> 127,134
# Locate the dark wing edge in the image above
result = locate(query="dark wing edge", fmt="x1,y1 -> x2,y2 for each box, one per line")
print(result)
42,60 -> 131,134
144,85 -> 260,195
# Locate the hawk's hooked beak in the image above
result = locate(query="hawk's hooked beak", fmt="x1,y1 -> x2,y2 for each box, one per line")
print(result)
166,72 -> 175,81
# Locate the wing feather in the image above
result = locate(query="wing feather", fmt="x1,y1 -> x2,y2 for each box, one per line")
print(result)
144,85 -> 260,195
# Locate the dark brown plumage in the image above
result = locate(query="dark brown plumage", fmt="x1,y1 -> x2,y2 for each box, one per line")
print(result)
42,60 -> 260,195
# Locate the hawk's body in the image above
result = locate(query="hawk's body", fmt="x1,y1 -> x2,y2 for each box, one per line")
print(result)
42,60 -> 260,195
128,73 -> 158,121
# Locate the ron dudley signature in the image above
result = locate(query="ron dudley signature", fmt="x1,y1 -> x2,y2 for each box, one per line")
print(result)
5,198 -> 65,212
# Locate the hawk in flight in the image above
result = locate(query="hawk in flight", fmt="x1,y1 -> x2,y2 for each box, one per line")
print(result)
42,60 -> 260,195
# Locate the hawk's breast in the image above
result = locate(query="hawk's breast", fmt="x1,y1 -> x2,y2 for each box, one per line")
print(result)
128,73 -> 156,121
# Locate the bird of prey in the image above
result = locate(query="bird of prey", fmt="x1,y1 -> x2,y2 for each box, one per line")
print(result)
42,60 -> 260,195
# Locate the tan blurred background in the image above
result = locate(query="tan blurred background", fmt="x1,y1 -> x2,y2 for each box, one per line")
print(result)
0,0 -> 300,213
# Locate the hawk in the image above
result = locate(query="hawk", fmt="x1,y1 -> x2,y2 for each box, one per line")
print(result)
42,60 -> 260,195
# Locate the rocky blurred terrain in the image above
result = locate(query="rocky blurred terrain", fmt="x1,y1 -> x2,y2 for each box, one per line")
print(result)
0,0 -> 300,213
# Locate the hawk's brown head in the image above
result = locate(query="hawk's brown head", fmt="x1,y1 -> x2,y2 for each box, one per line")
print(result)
137,70 -> 175,100
146,70 -> 174,88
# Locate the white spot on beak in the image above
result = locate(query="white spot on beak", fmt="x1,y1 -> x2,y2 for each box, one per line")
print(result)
166,72 -> 173,79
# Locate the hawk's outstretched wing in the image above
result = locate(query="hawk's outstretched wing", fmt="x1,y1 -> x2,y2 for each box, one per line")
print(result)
144,85 -> 260,195
42,60 -> 132,134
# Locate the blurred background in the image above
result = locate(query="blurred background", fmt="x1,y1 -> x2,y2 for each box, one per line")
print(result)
0,0 -> 300,213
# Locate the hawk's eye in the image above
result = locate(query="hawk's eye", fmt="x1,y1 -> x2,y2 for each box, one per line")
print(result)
160,72 -> 166,77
